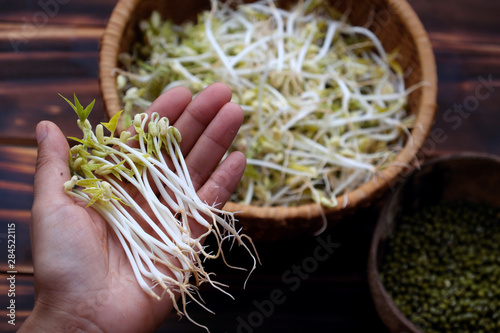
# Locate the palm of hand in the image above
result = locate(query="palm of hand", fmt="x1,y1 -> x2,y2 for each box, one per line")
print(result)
34,200 -> 167,332
25,84 -> 245,333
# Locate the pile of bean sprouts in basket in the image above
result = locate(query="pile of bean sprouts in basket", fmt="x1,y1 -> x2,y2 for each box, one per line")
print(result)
116,0 -> 421,210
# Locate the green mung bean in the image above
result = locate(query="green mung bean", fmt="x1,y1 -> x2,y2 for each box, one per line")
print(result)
380,200 -> 500,332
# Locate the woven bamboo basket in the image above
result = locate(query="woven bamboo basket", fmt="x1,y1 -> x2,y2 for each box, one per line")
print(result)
99,0 -> 437,241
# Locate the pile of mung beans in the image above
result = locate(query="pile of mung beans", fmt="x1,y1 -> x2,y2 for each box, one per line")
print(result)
380,200 -> 500,332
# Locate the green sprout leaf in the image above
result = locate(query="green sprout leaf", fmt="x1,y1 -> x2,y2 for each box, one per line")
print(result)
67,136 -> 94,148
59,93 -> 95,123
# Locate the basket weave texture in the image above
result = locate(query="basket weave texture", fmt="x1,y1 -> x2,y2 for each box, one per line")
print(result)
99,0 -> 437,241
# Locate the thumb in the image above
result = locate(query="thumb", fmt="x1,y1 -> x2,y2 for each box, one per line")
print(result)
33,121 -> 73,212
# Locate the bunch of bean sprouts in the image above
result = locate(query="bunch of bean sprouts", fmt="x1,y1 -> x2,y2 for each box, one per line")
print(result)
116,0 -> 420,208
62,95 -> 257,331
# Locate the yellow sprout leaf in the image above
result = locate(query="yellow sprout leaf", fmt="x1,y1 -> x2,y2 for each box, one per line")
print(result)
76,178 -> 102,188
101,110 -> 123,134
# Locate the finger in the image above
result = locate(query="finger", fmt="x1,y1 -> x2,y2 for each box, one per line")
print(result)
172,82 -> 233,155
31,121 -> 85,257
186,101 -> 244,191
132,83 -> 232,197
32,121 -> 73,216
122,86 -> 192,195
146,86 -> 193,122
125,86 -> 192,134
190,151 -> 246,238
197,151 -> 247,209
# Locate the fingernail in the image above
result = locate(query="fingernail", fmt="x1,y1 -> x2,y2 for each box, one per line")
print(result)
36,122 -> 48,145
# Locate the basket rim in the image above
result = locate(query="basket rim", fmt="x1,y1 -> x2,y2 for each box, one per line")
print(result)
98,0 -> 438,220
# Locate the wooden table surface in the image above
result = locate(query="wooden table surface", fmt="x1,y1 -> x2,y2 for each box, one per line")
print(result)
0,0 -> 499,332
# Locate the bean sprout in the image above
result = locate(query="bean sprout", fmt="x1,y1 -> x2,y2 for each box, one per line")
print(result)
62,95 -> 258,331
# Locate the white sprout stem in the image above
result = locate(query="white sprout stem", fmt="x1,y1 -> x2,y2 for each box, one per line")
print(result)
108,139 -> 205,211
341,25 -> 388,62
229,32 -> 289,67
105,175 -> 192,255
205,10 -> 239,85
312,21 -> 339,62
88,152 -> 189,237
247,158 -> 316,177
103,208 -> 178,290
268,0 -> 285,71
294,24 -> 316,74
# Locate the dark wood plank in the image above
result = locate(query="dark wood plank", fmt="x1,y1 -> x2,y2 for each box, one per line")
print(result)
0,210 -> 33,274
0,52 -> 98,82
0,145 -> 35,211
431,32 -> 500,56
0,78 -> 106,144
0,0 -> 113,53
0,0 -> 117,27
0,145 -> 36,273
0,146 -> 36,183
0,51 -> 99,81
0,181 -> 32,211
432,80 -> 500,155
410,0 -> 500,36
430,32 -> 500,81
0,23 -> 104,53
411,2 -> 500,156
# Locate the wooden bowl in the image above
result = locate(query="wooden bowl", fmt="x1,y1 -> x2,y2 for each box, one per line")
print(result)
368,153 -> 500,332
99,0 -> 437,241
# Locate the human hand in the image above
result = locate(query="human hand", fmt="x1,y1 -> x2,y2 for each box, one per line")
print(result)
20,83 -> 245,333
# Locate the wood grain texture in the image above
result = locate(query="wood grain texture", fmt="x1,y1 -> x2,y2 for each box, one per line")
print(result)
0,0 -> 499,332
408,0 -> 500,156
0,146 -> 36,274
0,79 -> 106,144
